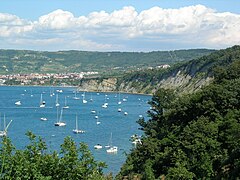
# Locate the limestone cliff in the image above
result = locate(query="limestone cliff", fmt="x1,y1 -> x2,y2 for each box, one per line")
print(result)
78,71 -> 213,95
78,46 -> 240,94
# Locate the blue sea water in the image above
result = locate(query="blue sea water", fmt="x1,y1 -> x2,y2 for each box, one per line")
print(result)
0,86 -> 151,175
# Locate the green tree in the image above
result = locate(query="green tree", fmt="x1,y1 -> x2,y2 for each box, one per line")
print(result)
0,132 -> 107,180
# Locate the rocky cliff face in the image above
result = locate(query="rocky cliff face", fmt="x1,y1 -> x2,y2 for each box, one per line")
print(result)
78,78 -> 118,92
78,70 -> 213,95
78,46 -> 240,94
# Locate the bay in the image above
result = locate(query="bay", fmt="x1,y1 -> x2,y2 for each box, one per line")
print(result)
0,86 -> 151,175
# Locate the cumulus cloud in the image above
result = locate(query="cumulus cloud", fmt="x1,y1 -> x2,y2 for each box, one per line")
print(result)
0,5 -> 239,51
37,9 -> 75,30
0,13 -> 33,37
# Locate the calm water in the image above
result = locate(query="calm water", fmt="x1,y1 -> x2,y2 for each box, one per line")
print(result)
0,86 -> 151,175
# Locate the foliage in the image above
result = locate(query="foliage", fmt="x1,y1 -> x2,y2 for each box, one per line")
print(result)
117,49 -> 240,179
0,132 -> 107,180
0,49 -> 214,74
117,45 -> 240,94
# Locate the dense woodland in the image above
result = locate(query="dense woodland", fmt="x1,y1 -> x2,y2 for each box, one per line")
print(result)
0,132 -> 111,179
117,49 -> 240,179
0,46 -> 239,179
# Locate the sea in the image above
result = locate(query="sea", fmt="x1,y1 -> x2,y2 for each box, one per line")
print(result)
0,86 -> 151,175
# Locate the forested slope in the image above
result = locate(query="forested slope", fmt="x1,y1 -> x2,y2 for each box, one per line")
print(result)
115,45 -> 240,94
116,50 -> 240,179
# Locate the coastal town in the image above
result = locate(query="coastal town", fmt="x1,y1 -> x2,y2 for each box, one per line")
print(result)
0,71 -> 99,86
0,64 -> 171,86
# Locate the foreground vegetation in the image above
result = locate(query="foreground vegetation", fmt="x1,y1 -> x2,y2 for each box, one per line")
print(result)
117,59 -> 240,179
0,132 -> 110,179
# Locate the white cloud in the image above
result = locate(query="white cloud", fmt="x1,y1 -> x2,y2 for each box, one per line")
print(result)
0,13 -> 33,37
0,5 -> 239,51
37,9 -> 75,30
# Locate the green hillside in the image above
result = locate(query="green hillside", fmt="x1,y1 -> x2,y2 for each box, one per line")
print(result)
0,49 -> 214,74
115,45 -> 240,94
117,46 -> 240,179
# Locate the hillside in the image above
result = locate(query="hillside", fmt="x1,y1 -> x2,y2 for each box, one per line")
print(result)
0,49 -> 214,75
78,45 -> 240,94
116,47 -> 240,179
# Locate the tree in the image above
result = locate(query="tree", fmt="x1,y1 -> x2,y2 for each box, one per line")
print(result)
0,132 -> 107,180
118,59 -> 240,179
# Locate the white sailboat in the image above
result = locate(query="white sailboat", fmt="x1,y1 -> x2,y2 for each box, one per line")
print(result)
106,132 -> 118,153
63,96 -> 69,109
56,89 -> 63,93
82,92 -> 87,104
131,134 -> 142,146
15,101 -> 21,106
0,115 -> 13,137
30,89 -> 33,97
96,118 -> 101,125
73,91 -> 80,100
55,94 -> 60,107
102,95 -> 108,108
90,93 -> 93,102
54,108 -> 66,126
39,94 -> 45,108
72,114 -> 85,133
40,117 -> 47,121
102,103 -> 108,108
50,88 -> 53,97
94,144 -> 103,149
91,110 -> 96,114
118,93 -> 122,105
95,112 -> 100,124
107,146 -> 118,153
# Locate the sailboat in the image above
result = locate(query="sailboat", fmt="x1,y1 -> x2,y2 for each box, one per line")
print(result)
102,95 -> 108,108
95,112 -> 100,124
30,89 -> 33,97
106,132 -> 118,153
54,108 -> 66,126
40,117 -> 47,121
96,118 -> 101,125
118,92 -> 122,105
105,133 -> 111,148
91,110 -> 96,114
89,93 -> 93,102
72,114 -> 85,133
94,144 -> 103,149
102,103 -> 108,108
73,91 -> 80,100
82,92 -> 87,104
0,115 -> 13,137
15,101 -> 21,106
63,96 -> 69,109
39,94 -> 46,108
55,94 -> 60,107
131,134 -> 142,146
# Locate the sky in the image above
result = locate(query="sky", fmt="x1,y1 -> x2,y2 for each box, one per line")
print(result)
0,0 -> 240,51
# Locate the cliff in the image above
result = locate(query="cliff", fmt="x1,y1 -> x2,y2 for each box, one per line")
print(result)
78,46 -> 240,95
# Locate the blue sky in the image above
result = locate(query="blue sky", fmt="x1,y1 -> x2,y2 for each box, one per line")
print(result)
1,0 -> 240,20
0,0 -> 239,51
